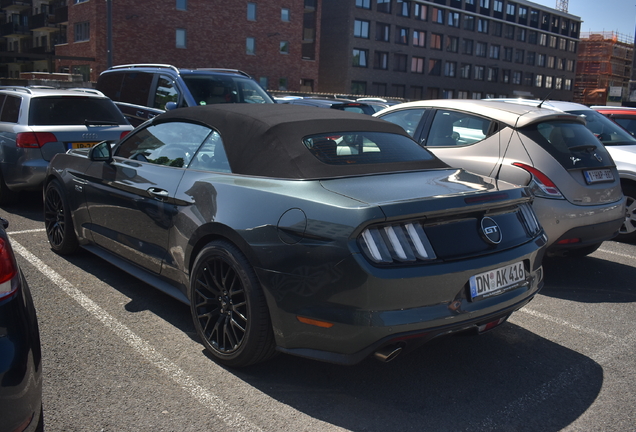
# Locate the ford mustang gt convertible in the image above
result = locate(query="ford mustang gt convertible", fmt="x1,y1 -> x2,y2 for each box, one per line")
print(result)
43,104 -> 546,367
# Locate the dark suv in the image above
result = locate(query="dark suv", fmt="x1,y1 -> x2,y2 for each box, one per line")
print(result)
96,64 -> 275,126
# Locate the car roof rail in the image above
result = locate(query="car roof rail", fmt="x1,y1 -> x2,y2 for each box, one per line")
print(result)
108,64 -> 180,74
194,68 -> 252,78
0,86 -> 32,94
67,87 -> 106,96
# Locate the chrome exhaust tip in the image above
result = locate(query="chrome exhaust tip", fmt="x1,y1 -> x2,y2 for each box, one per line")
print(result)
373,345 -> 403,362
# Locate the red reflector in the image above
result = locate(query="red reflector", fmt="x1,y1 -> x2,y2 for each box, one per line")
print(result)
512,162 -> 557,187
120,130 -> 131,140
557,238 -> 581,245
16,132 -> 58,148
0,237 -> 18,300
297,316 -> 334,328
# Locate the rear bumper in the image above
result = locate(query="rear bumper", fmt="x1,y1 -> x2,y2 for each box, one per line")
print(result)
532,196 -> 625,251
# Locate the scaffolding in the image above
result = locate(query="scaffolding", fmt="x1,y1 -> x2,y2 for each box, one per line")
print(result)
574,32 -> 634,105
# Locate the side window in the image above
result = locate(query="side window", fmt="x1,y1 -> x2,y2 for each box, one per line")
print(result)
0,95 -> 21,123
119,72 -> 153,106
379,108 -> 426,137
115,121 -> 212,168
189,131 -> 231,172
153,75 -> 179,109
97,73 -> 124,101
427,110 -> 491,146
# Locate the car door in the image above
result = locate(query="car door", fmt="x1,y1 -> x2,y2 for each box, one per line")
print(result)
420,109 -> 503,179
82,121 -> 212,273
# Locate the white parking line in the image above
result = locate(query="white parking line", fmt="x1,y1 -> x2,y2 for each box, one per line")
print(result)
597,248 -> 635,260
10,237 -> 263,432
8,228 -> 46,235
517,308 -> 618,340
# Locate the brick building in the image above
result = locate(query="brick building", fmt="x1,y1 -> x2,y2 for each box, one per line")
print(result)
1,0 -> 320,92
319,0 -> 581,101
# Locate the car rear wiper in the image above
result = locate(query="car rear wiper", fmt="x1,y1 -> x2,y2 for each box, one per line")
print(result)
85,119 -> 120,126
569,144 -> 597,153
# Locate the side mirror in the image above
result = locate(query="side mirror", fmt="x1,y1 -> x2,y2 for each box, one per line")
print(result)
90,141 -> 113,163
165,102 -> 178,111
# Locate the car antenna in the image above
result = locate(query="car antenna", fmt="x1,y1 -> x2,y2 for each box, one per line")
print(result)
537,90 -> 553,108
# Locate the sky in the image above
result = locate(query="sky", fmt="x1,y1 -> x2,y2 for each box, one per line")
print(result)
531,0 -> 636,38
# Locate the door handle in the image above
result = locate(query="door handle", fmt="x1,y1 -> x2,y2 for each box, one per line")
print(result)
148,187 -> 169,201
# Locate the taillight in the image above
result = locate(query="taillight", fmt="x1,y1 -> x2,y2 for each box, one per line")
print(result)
16,132 -> 58,148
513,162 -> 564,199
359,221 -> 437,264
120,130 -> 131,140
0,237 -> 18,300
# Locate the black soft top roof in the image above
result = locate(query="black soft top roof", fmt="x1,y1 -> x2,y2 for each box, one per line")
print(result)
154,104 -> 447,179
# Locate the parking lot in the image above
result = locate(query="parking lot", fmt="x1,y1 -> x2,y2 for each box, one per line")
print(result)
4,191 -> 635,432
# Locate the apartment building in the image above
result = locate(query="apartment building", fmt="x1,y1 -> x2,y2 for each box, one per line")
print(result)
1,0 -> 320,92
319,0 -> 581,100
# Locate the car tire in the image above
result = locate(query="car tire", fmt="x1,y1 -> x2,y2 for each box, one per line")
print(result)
0,169 -> 18,205
565,242 -> 602,258
617,182 -> 636,243
190,240 -> 276,367
44,180 -> 79,255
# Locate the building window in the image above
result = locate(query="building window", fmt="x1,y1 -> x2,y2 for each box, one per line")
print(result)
528,31 -> 537,44
442,89 -> 454,99
398,0 -> 410,17
476,42 -> 487,57
539,33 -> 547,46
568,40 -> 577,52
526,51 -> 535,65
353,49 -> 368,67
411,86 -> 424,100
524,72 -> 534,86
414,3 -> 427,20
462,39 -> 473,55
512,71 -> 522,85
448,12 -> 460,27
372,82 -> 388,96
74,0 -> 88,3
246,37 -> 255,55
566,59 -> 575,72
446,36 -> 459,52
502,69 -> 511,83
431,33 -> 442,50
549,35 -> 557,48
460,64 -> 471,79
458,90 -> 469,99
247,3 -> 256,20
517,28 -> 526,42
376,23 -> 390,42
504,25 -> 514,39
356,0 -> 371,9
428,59 -> 442,76
374,51 -> 389,69
279,41 -> 289,54
176,28 -> 186,48
537,54 -> 546,67
474,65 -> 485,80
545,76 -> 553,88
444,61 -> 457,77
487,67 -> 498,82
74,22 -> 90,42
394,54 -> 408,72
393,85 -> 406,98
564,78 -> 572,90
411,56 -> 425,73
559,38 -> 567,50
492,21 -> 502,37
176,0 -> 186,10
396,27 -> 409,45
279,78 -> 288,91
472,92 -> 482,99
377,0 -> 391,13
506,2 -> 515,18
478,18 -> 488,33
351,81 -> 367,94
464,15 -> 475,31
535,74 -> 543,87
493,0 -> 503,13
354,20 -> 370,38
514,49 -> 524,63
489,44 -> 500,59
413,30 -> 426,47
281,8 -> 290,21
432,7 -> 444,24
547,56 -> 555,68
503,47 -> 513,61
259,77 -> 268,89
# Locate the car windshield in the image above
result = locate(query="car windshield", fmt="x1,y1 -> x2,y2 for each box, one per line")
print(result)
303,131 -> 437,165
568,109 -> 636,146
29,96 -> 127,125
182,75 -> 273,105
519,120 -> 613,169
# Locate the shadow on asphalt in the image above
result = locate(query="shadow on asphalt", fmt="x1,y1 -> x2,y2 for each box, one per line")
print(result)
540,252 -> 636,303
0,191 -> 44,223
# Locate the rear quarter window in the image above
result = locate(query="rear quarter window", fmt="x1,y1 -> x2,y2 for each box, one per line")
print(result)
519,121 -> 613,169
0,95 -> 21,123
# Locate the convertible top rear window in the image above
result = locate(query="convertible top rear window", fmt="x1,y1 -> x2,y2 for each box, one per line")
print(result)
304,132 -> 436,165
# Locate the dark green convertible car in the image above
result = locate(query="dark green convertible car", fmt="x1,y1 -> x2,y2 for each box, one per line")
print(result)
44,104 -> 546,367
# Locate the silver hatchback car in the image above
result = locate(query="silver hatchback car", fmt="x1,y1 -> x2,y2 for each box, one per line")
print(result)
376,99 -> 625,257
0,86 -> 133,204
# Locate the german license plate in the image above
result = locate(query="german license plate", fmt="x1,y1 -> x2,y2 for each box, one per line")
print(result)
469,261 -> 525,300
70,142 -> 98,149
584,169 -> 614,184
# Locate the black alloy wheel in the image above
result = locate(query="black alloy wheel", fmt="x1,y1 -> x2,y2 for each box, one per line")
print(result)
190,240 -> 275,367
618,183 -> 636,243
44,180 -> 79,255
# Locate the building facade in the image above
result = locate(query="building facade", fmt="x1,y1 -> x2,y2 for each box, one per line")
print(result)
319,0 -> 581,101
1,0 -> 320,92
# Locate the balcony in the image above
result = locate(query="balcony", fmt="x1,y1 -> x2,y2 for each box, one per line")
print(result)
30,13 -> 58,32
53,5 -> 67,24
0,0 -> 30,12
1,21 -> 30,37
